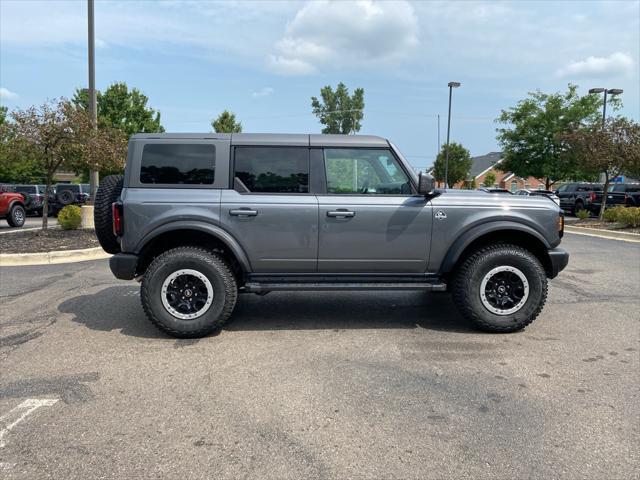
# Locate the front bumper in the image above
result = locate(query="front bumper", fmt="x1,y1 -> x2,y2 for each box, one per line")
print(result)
547,247 -> 569,278
109,253 -> 139,280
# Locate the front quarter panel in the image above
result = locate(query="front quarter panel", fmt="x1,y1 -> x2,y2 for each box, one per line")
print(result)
427,192 -> 561,273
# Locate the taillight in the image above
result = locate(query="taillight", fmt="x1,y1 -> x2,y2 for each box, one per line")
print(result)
112,202 -> 123,236
589,192 -> 596,202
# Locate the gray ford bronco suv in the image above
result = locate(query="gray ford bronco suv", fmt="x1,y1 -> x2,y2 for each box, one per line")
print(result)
95,133 -> 568,338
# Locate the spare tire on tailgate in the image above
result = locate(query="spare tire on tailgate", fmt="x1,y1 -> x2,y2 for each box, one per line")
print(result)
94,175 -> 124,254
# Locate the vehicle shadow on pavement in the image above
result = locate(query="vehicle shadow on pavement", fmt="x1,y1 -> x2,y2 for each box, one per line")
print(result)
58,285 -> 166,339
227,291 -> 476,334
57,286 -> 476,338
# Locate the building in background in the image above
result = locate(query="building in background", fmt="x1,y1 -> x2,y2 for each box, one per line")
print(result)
455,152 -> 545,191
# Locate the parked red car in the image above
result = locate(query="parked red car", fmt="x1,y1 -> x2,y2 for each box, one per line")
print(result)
0,187 -> 27,227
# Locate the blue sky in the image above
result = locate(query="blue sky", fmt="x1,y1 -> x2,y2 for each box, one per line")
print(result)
1,0 -> 639,170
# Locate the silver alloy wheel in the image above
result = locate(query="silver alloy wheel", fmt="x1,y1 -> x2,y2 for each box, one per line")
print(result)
14,208 -> 24,223
480,266 -> 529,315
161,269 -> 214,320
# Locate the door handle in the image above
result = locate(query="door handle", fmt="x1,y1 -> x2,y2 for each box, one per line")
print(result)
229,209 -> 258,217
327,210 -> 355,218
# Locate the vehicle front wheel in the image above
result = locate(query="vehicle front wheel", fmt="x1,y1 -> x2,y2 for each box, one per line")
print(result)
141,247 -> 238,338
7,204 -> 26,227
451,244 -> 547,333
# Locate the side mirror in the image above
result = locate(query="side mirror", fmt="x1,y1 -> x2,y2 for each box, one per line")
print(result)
418,172 -> 436,196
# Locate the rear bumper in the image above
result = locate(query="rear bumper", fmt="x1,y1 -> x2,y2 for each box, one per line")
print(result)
547,248 -> 569,278
109,253 -> 139,280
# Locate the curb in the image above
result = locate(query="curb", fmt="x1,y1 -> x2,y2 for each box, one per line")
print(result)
0,225 -> 60,235
0,247 -> 111,267
565,226 -> 640,243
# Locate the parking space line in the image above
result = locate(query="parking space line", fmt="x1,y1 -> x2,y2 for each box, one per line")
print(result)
0,399 -> 58,448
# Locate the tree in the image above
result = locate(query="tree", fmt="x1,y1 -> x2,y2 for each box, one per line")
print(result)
311,82 -> 364,134
496,84 -> 609,189
72,82 -> 164,137
483,171 -> 496,187
560,117 -> 640,219
212,110 -> 242,133
432,142 -> 472,187
8,99 -> 127,228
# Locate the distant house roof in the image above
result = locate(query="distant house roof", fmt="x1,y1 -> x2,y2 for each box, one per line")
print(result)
469,152 -> 503,177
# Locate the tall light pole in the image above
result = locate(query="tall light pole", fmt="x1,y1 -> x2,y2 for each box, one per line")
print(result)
588,87 -> 623,127
444,81 -> 461,188
87,0 -> 98,203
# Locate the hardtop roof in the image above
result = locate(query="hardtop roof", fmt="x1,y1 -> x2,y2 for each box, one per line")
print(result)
131,133 -> 389,148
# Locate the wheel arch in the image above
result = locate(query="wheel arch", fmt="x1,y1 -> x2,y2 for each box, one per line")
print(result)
440,223 -> 553,278
135,222 -> 252,278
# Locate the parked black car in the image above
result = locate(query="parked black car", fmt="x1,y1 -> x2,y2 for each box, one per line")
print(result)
12,184 -> 49,216
48,183 -> 90,215
555,182 -> 603,215
589,183 -> 640,213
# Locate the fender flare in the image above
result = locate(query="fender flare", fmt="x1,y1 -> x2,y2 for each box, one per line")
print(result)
135,220 -> 253,273
439,221 -> 551,274
7,199 -> 25,213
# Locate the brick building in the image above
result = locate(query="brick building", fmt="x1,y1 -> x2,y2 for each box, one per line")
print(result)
454,152 -> 546,191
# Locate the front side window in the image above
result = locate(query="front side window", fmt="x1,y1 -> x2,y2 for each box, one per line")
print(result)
234,147 -> 309,193
140,144 -> 215,184
324,148 -> 411,195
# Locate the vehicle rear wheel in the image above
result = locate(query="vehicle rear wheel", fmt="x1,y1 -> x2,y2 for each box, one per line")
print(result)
451,244 -> 547,333
7,204 -> 26,227
141,247 -> 238,338
94,175 -> 124,254
573,200 -> 585,216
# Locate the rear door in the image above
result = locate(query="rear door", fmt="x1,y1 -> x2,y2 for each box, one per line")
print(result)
221,146 -> 318,273
316,147 -> 431,273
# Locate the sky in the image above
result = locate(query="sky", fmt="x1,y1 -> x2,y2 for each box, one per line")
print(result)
1,0 -> 639,170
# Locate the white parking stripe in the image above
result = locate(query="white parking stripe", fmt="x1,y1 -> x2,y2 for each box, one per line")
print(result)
0,399 -> 58,448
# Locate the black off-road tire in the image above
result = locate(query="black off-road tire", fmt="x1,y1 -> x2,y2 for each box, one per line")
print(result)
57,189 -> 75,206
451,244 -> 547,333
141,247 -> 238,338
94,175 -> 124,254
7,204 -> 26,227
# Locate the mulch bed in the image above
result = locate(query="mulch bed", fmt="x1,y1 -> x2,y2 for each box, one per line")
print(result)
0,229 -> 101,254
571,219 -> 640,235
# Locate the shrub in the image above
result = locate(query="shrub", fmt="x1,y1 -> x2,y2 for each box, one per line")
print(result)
602,206 -> 625,222
57,205 -> 82,230
617,207 -> 640,228
576,209 -> 589,220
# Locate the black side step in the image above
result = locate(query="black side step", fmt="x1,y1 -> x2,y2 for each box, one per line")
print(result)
242,282 -> 447,293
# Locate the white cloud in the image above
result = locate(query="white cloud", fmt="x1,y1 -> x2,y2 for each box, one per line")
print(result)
251,87 -> 275,98
556,52 -> 634,78
0,88 -> 19,100
268,0 -> 419,75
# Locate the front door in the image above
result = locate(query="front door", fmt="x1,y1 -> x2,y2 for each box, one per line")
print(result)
316,148 -> 432,273
221,146 -> 318,273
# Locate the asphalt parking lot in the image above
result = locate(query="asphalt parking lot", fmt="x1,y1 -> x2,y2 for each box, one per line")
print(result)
0,217 -> 44,232
1,234 -> 638,479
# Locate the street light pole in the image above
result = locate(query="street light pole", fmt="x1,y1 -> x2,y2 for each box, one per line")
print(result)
444,81 -> 461,188
88,0 -> 98,203
588,87 -> 623,127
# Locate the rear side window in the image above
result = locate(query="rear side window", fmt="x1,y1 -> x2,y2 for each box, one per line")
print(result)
234,147 -> 309,193
140,144 -> 215,184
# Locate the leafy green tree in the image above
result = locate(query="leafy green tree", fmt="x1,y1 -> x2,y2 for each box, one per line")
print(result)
311,82 -> 364,134
212,110 -> 242,133
0,107 -> 48,183
496,84 -> 611,189
560,117 -> 640,219
72,82 -> 164,137
432,143 -> 472,187
8,99 -> 126,228
483,171 -> 496,187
